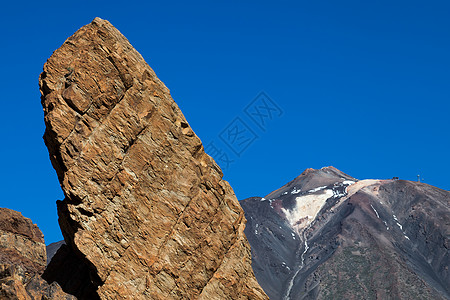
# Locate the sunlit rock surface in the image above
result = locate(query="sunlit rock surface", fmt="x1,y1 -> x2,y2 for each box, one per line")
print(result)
40,17 -> 267,299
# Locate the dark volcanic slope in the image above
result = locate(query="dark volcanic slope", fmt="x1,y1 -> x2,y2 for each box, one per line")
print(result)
241,196 -> 297,298
242,167 -> 449,300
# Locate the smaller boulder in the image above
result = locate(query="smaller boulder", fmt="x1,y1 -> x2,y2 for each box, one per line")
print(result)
0,207 -> 75,299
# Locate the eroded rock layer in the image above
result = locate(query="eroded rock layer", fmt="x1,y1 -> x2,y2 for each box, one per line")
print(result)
0,207 -> 75,300
40,17 -> 267,299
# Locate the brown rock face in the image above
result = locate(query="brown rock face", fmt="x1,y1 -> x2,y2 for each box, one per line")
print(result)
0,208 -> 46,274
0,207 -> 75,300
39,17 -> 267,299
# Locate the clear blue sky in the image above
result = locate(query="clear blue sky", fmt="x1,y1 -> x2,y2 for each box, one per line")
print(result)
1,1 -> 449,244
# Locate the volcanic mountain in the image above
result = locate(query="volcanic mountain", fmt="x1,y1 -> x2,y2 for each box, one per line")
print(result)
241,166 -> 449,300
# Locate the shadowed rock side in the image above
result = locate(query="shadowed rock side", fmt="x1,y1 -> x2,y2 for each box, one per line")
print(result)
241,167 -> 449,300
0,207 -> 75,299
46,240 -> 65,265
43,242 -> 100,299
39,17 -> 267,299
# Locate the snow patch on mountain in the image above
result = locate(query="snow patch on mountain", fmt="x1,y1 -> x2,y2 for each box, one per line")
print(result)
282,189 -> 334,232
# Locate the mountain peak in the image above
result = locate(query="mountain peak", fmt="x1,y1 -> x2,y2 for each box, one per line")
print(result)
300,166 -> 353,178
265,166 -> 355,199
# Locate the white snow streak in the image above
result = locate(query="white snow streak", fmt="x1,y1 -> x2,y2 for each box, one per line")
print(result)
291,187 -> 301,194
283,229 -> 311,300
284,267 -> 301,300
370,204 -> 380,219
300,239 -> 309,266
307,186 -> 327,193
392,215 -> 411,240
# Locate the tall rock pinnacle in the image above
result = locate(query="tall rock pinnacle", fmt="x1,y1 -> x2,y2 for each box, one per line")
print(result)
39,17 -> 268,299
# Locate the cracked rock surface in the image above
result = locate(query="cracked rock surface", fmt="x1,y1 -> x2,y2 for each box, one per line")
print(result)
0,207 -> 75,300
39,17 -> 267,299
